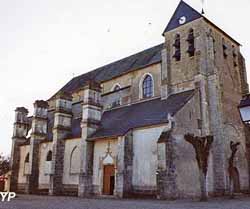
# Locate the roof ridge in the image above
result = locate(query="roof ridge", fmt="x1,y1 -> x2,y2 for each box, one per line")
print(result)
88,89 -> 195,140
84,43 -> 164,80
49,43 -> 164,100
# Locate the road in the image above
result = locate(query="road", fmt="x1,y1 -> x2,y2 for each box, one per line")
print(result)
1,194 -> 250,209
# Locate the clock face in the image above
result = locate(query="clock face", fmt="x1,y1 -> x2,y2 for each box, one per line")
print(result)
179,16 -> 186,25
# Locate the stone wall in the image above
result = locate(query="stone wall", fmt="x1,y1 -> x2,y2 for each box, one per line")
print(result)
212,24 -> 249,191
200,19 -> 249,193
17,145 -> 30,186
163,18 -> 203,95
38,142 -> 53,189
172,93 -> 211,198
101,86 -> 131,110
132,125 -> 167,194
62,138 -> 81,185
101,63 -> 162,102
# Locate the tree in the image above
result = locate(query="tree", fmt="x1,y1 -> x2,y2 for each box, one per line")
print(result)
228,141 -> 240,198
184,134 -> 213,201
0,153 -> 10,176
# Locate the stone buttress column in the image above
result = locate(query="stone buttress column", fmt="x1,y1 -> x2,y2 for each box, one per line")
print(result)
26,100 -> 49,194
156,127 -> 177,200
115,131 -> 133,198
161,42 -> 171,99
78,81 -> 102,197
197,27 -> 226,194
10,107 -> 30,192
49,92 -> 72,195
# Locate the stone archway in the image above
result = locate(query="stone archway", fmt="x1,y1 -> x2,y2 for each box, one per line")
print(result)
223,123 -> 242,193
99,141 -> 116,195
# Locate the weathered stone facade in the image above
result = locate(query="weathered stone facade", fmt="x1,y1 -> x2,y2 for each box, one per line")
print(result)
10,1 -> 249,199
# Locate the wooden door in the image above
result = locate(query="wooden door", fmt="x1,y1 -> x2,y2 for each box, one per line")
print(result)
103,165 -> 115,195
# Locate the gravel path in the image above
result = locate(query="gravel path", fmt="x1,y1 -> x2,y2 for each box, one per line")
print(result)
1,195 -> 250,209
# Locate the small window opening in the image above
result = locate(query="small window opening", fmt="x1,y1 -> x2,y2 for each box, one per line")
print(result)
173,34 -> 181,61
25,153 -> 29,163
46,151 -> 52,161
187,29 -> 195,57
232,45 -> 238,67
222,38 -> 228,58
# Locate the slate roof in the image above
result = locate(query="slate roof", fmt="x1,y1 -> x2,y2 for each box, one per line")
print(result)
51,43 -> 163,99
88,90 -> 195,140
163,0 -> 202,34
44,90 -> 193,141
239,95 -> 250,108
162,1 -> 240,45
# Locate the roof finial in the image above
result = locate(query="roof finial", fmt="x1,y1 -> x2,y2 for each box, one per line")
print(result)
201,0 -> 205,15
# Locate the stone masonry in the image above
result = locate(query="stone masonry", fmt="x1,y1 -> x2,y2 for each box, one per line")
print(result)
78,81 -> 102,197
157,130 -> 178,200
26,100 -> 49,194
115,131 -> 133,198
10,107 -> 30,192
49,93 -> 72,195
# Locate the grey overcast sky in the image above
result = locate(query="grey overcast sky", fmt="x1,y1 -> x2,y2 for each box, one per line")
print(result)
0,0 -> 249,155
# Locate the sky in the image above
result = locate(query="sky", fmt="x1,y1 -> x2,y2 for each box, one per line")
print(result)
0,0 -> 250,156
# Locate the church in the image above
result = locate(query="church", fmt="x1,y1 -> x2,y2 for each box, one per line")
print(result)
10,1 -> 250,199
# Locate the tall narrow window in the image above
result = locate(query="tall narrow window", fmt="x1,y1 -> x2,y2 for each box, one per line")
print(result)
70,146 -> 80,174
222,38 -> 228,58
213,38 -> 216,54
46,151 -> 52,161
142,75 -> 153,98
25,153 -> 29,163
187,29 -> 195,57
232,45 -> 238,67
173,34 -> 181,61
111,84 -> 121,107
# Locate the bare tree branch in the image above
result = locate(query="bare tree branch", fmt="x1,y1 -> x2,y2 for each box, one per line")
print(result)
184,134 -> 213,201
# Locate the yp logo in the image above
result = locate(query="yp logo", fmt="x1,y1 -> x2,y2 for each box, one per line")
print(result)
0,192 -> 16,202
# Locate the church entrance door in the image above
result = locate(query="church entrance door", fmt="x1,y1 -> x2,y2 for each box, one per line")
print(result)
103,165 -> 115,195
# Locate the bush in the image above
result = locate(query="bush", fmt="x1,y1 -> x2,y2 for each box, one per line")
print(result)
0,153 -> 10,176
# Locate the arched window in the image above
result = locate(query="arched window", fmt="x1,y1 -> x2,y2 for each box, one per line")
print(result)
46,150 -> 52,161
114,85 -> 120,91
25,153 -> 29,163
70,146 -> 80,174
112,83 -> 121,92
187,29 -> 195,57
173,34 -> 181,61
111,84 -> 121,107
142,75 -> 153,98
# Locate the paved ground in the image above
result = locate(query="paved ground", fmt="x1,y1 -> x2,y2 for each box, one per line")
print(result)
1,195 -> 250,209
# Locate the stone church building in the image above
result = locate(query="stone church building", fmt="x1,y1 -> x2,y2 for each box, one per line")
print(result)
10,1 -> 250,199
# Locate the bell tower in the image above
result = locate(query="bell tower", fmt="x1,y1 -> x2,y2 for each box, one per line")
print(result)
160,0 -> 249,196
161,0 -> 204,98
